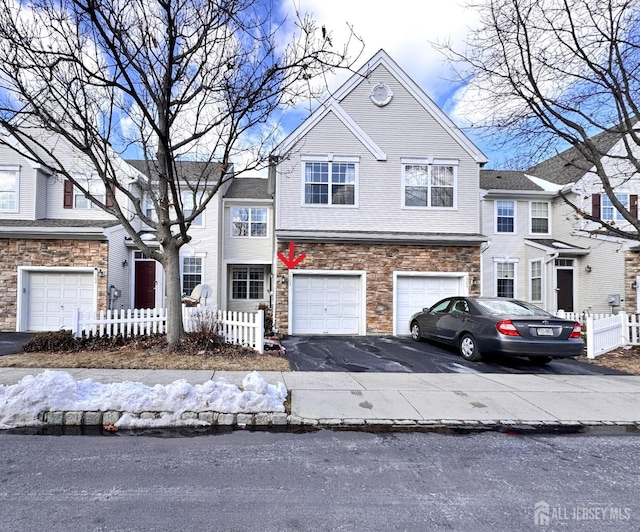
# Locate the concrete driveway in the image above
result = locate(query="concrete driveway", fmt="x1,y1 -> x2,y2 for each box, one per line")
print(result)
282,335 -> 624,375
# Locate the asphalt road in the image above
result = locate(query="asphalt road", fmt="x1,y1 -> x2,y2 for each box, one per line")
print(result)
0,333 -> 33,356
283,335 -> 624,374
1,430 -> 638,531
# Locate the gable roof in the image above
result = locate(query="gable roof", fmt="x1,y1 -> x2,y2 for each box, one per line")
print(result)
525,128 -> 625,185
126,159 -> 225,183
273,49 -> 488,164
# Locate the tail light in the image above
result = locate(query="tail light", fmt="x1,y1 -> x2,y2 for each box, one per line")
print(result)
569,322 -> 582,338
496,319 -> 520,336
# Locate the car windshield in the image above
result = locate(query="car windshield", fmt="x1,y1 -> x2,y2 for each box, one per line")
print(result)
476,299 -> 552,317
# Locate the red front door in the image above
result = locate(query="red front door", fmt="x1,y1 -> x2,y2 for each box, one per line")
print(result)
135,261 -> 156,309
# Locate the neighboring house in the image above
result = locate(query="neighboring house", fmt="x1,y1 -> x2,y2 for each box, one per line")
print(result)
480,128 -> 640,315
0,129 -> 240,332
269,49 -> 488,336
221,177 -> 274,314
0,133 -> 131,332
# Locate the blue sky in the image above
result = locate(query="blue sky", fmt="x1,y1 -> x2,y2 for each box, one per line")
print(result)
273,0 -> 506,166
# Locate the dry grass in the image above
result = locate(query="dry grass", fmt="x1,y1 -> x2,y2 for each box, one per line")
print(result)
578,346 -> 640,375
0,349 -> 291,371
0,332 -> 291,372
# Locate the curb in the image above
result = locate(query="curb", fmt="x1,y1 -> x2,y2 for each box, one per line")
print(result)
33,410 -> 640,433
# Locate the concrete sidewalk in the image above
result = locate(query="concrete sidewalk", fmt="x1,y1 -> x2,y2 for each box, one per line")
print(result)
1,368 -> 640,430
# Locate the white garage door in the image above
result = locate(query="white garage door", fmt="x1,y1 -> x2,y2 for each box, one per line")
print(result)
395,276 -> 462,335
292,275 -> 361,334
27,271 -> 95,331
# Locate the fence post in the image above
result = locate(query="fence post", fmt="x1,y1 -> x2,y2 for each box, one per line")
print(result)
620,311 -> 629,346
256,309 -> 264,354
72,307 -> 80,338
586,315 -> 595,359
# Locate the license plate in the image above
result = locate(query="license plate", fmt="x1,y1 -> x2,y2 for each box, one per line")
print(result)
537,327 -> 554,336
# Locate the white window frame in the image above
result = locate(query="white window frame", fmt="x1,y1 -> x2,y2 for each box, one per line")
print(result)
401,158 -> 457,209
74,178 -> 105,209
529,201 -> 550,235
231,265 -> 266,300
181,256 -> 204,296
494,258 -> 518,298
301,155 -> 359,207
180,190 -> 204,228
495,200 -> 516,234
530,259 -> 543,302
602,193 -> 629,222
0,166 -> 19,212
231,207 -> 269,238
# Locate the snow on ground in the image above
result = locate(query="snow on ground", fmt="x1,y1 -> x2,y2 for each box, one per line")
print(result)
0,370 -> 287,429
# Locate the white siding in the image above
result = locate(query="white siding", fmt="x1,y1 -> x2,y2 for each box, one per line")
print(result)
276,64 -> 481,236
223,202 -> 274,262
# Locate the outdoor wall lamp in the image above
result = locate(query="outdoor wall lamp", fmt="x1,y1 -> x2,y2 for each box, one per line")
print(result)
632,281 -> 637,290
585,265 -> 592,273
122,259 -> 128,268
280,274 -> 287,284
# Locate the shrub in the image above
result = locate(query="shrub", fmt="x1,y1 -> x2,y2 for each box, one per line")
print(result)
22,330 -> 80,353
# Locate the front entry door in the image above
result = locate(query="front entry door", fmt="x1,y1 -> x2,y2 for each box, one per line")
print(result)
556,269 -> 574,312
135,261 -> 156,308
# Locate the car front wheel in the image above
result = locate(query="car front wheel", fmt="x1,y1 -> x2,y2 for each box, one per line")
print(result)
410,322 -> 422,342
459,333 -> 482,361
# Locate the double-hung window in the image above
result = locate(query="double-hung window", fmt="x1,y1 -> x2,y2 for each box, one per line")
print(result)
232,207 -> 268,237
602,193 -> 629,222
74,179 -> 105,209
303,157 -> 357,206
0,167 -> 19,212
530,260 -> 543,302
496,200 -> 515,233
496,261 -> 516,298
231,266 -> 265,300
402,160 -> 456,208
182,257 -> 203,296
180,191 -> 203,227
530,202 -> 549,234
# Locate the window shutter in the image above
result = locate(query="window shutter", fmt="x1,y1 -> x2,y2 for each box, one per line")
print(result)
591,194 -> 601,218
631,195 -> 638,218
63,180 -> 73,209
106,183 -> 115,209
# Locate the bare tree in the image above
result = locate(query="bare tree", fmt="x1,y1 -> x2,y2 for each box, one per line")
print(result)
0,0 -> 362,345
440,0 -> 640,239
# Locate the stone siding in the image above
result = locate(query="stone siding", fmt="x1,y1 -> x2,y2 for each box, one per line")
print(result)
625,250 -> 640,313
275,242 -> 481,335
0,238 -> 108,331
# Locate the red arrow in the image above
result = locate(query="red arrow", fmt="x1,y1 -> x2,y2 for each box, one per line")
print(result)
278,241 -> 306,269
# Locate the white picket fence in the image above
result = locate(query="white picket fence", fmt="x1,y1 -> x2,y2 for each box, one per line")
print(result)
72,306 -> 264,353
557,310 -> 640,359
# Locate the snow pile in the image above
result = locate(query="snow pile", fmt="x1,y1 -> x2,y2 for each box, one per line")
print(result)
0,370 -> 287,429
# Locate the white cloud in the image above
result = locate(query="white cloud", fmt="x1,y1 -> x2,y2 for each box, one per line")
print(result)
278,0 -> 479,105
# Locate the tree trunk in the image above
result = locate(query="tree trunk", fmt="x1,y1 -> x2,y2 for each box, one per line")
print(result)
162,243 -> 185,346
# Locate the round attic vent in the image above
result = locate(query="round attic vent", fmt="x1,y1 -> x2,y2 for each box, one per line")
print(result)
370,82 -> 393,107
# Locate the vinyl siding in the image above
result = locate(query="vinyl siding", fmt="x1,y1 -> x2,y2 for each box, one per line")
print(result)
552,193 -> 626,314
223,203 -> 274,262
276,84 -> 481,235
0,146 -> 37,220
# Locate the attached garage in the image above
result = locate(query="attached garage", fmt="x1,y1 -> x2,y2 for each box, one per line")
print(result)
394,274 -> 466,335
18,268 -> 97,332
291,273 -> 364,334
